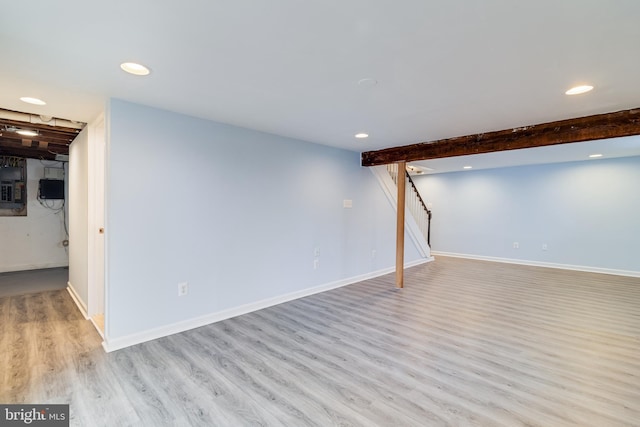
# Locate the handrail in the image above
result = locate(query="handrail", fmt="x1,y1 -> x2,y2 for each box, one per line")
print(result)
405,171 -> 432,246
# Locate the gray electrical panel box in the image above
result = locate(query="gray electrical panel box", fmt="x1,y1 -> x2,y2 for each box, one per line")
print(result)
1,180 -> 25,203
0,158 -> 27,213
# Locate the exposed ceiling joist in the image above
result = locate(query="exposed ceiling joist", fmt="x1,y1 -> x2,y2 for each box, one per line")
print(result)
0,110 -> 83,160
361,108 -> 640,167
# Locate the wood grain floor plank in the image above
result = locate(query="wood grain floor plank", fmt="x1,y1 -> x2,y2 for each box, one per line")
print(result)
213,316 -> 438,427
267,297 -> 622,426
2,257 -> 639,426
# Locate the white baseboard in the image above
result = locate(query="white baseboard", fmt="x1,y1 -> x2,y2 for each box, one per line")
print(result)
0,262 -> 69,274
102,257 -> 433,353
431,251 -> 640,278
67,282 -> 89,319
90,317 -> 105,339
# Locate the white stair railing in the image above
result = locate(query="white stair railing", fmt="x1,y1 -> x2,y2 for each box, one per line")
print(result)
386,164 -> 432,247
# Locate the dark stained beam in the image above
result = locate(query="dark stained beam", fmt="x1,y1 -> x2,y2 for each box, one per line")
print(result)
0,144 -> 58,160
362,108 -> 640,166
0,117 -> 80,154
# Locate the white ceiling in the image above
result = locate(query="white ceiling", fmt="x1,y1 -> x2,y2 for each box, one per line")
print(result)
2,0 -> 640,166
409,135 -> 640,174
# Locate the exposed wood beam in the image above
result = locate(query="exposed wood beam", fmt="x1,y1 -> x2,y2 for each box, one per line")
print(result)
0,117 -> 81,135
0,116 -> 80,160
0,145 -> 58,160
395,161 -> 406,289
362,108 -> 640,166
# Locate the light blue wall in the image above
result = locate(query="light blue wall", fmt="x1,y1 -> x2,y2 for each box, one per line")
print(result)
105,99 -> 420,339
414,156 -> 640,274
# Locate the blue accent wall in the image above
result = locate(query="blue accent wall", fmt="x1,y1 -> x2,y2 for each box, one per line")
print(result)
414,156 -> 640,274
105,99 -> 421,339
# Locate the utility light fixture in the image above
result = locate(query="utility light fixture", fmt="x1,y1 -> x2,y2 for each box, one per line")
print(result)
20,97 -> 46,105
16,129 -> 38,137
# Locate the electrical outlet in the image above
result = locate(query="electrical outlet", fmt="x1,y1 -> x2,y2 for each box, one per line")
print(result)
314,247 -> 320,257
542,244 -> 548,251
513,242 -> 519,249
371,249 -> 377,258
178,282 -> 188,296
313,259 -> 319,269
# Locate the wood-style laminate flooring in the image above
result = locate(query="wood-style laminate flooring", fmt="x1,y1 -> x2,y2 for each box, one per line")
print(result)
0,267 -> 68,298
1,257 -> 639,426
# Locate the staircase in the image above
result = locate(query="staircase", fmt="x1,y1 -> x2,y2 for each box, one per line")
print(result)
370,164 -> 433,259
386,163 -> 432,246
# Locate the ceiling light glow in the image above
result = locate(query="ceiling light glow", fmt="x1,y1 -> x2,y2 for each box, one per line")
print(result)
16,129 -> 38,137
20,97 -> 46,106
355,133 -> 369,139
357,78 -> 378,87
565,85 -> 594,95
589,153 -> 603,158
463,166 -> 473,169
120,62 -> 151,76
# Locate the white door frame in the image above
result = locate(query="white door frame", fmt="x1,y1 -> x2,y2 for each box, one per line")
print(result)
87,114 -> 105,322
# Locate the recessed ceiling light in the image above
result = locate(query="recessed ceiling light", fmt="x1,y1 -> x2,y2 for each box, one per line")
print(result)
355,133 -> 369,139
565,85 -> 594,95
20,97 -> 46,106
16,129 -> 38,137
120,62 -> 151,76
589,153 -> 603,158
357,78 -> 378,87
463,165 -> 473,169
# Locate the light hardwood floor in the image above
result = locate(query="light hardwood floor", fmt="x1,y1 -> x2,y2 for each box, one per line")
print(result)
1,257 -> 639,426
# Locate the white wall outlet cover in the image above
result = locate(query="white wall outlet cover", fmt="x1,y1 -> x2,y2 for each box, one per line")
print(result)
343,199 -> 353,208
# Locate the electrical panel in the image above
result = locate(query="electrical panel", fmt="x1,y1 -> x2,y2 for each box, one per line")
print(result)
0,157 -> 27,212
1,181 -> 12,202
1,181 -> 25,202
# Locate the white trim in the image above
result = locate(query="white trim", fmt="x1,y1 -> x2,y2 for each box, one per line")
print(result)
67,282 -> 89,319
103,102 -> 112,344
102,257 -> 433,353
90,316 -> 105,339
0,262 -> 69,274
87,113 -> 106,318
431,251 -> 640,278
